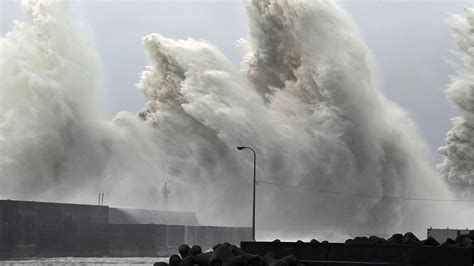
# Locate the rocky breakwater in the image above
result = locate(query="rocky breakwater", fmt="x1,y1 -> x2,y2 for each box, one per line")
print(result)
154,242 -> 300,266
344,231 -> 474,247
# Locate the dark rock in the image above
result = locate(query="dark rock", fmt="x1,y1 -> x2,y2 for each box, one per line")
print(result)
194,252 -> 212,266
469,230 -> 474,240
243,254 -> 265,266
386,234 -> 403,244
169,254 -> 182,266
403,232 -> 420,241
263,251 -> 276,266
209,258 -> 222,266
213,244 -> 222,251
179,255 -> 194,266
402,232 -> 420,245
179,244 -> 191,258
309,239 -> 320,244
279,255 -> 298,266
264,255 -> 298,266
440,241 -> 450,247
224,255 -> 244,266
354,236 -> 369,244
402,237 -> 420,245
155,262 -> 169,266
210,245 -> 234,266
230,245 -> 245,256
368,236 -> 385,244
272,239 -> 281,243
191,245 -> 203,256
344,239 -> 354,244
296,240 -> 304,244
421,236 -> 440,246
269,260 -> 287,266
459,235 -> 473,247
446,238 -> 456,244
444,238 -> 456,246
264,251 -> 275,258
283,247 -> 296,257
321,240 -> 329,244
441,237 -> 459,247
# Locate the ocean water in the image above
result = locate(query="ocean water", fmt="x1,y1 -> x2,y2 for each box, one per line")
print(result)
0,257 -> 166,266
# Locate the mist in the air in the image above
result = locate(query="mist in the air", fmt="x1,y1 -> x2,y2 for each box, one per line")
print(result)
1,0 -> 473,239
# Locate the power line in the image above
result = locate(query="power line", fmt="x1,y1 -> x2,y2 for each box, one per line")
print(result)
256,179 -> 474,202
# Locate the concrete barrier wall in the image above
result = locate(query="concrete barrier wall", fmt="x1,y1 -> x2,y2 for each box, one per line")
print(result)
0,200 -> 109,257
0,200 -> 252,258
107,224 -> 252,257
240,242 -> 473,266
108,224 -> 157,257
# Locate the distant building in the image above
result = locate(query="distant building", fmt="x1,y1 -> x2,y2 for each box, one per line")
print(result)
427,227 -> 473,242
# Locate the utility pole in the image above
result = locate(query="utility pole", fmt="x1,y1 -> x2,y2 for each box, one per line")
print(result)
237,146 -> 257,242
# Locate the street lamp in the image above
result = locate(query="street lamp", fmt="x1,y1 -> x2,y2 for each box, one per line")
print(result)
236,146 -> 256,242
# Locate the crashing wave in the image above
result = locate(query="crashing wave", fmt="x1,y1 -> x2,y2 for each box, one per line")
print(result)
0,0 -> 469,236
438,7 -> 474,199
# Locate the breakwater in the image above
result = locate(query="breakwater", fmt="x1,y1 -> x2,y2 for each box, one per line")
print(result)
0,200 -> 251,258
157,239 -> 473,266
240,237 -> 474,266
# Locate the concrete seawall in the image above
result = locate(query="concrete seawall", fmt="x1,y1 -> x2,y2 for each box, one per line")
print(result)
240,241 -> 474,265
0,200 -> 251,258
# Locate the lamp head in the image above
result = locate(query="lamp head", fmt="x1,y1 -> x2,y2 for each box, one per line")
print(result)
237,146 -> 245,150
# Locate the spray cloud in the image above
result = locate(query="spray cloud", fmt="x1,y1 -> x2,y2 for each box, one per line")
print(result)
1,0 -> 472,238
438,7 -> 474,200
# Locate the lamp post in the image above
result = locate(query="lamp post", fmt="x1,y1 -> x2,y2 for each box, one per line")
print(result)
236,146 -> 256,242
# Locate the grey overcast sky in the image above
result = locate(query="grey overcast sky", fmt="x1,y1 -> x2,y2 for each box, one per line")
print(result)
1,0 -> 471,163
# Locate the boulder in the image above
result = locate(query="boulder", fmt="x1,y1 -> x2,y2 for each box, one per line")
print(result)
458,235 -> 473,247
243,254 -> 265,266
179,244 -> 191,258
283,247 -> 296,257
213,244 -> 222,251
353,236 -> 369,244
194,252 -> 212,266
444,238 -> 456,246
263,251 -> 276,266
224,255 -> 244,266
179,255 -> 194,266
169,254 -> 182,266
344,239 -> 354,244
279,255 -> 298,266
210,245 -> 235,266
386,234 -> 403,244
421,237 -> 440,246
191,245 -> 203,256
402,232 -> 420,245
368,236 -> 385,244
230,245 -> 245,256
270,255 -> 298,266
